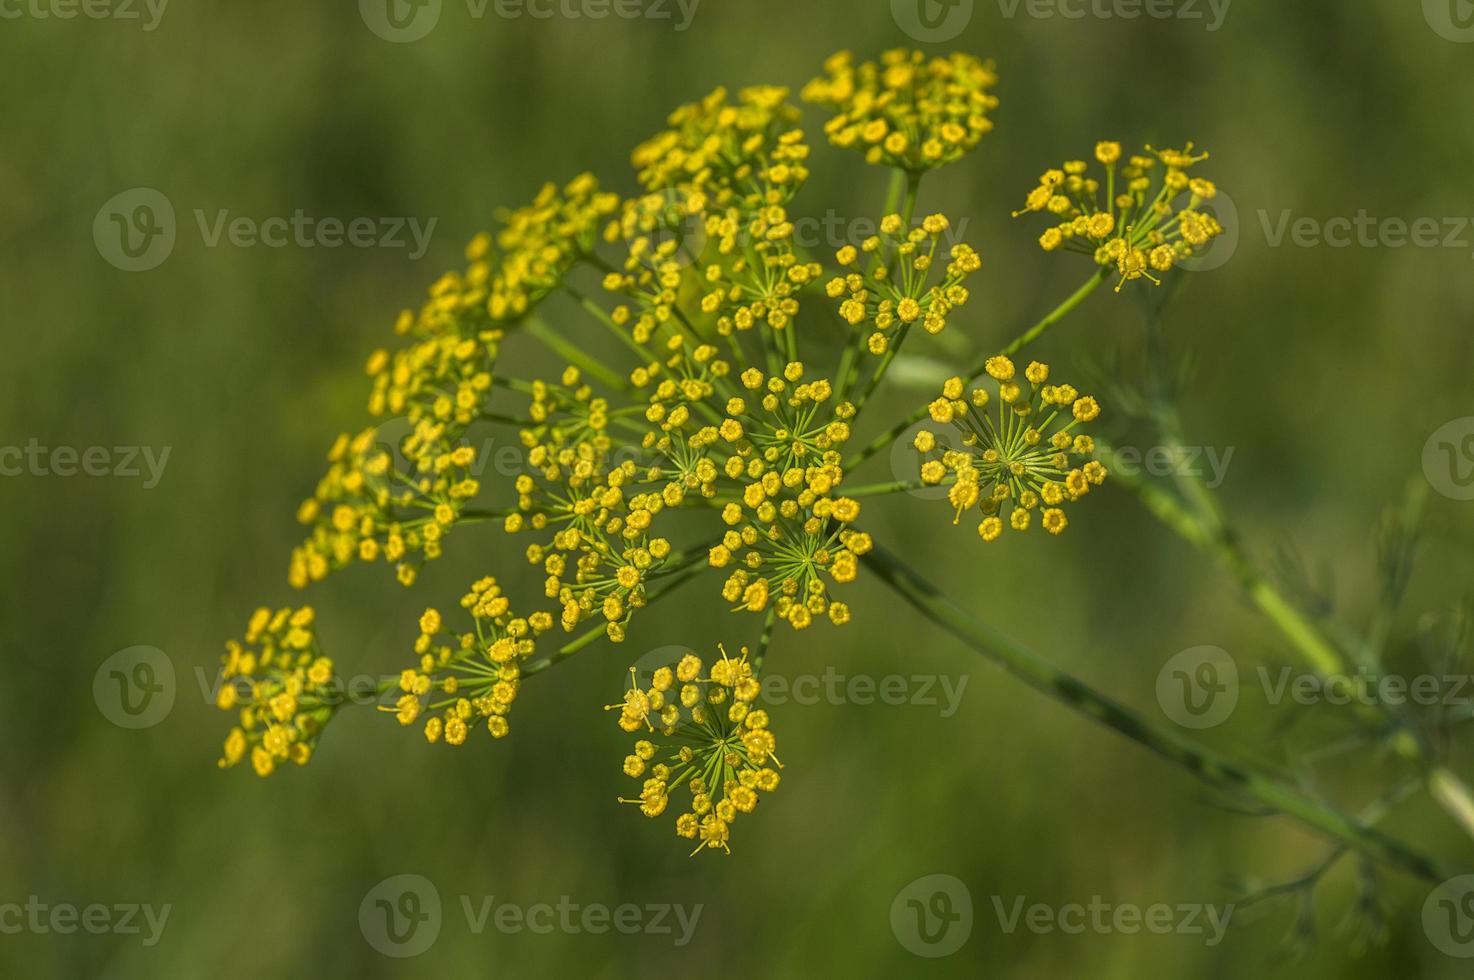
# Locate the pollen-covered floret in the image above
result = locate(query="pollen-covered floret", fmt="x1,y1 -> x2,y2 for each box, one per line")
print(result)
917,358 -> 1105,540
803,49 -> 999,172
1013,141 -> 1223,292
387,578 -> 554,745
704,363 -> 867,630
216,606 -> 340,777
825,212 -> 981,355
607,646 -> 782,855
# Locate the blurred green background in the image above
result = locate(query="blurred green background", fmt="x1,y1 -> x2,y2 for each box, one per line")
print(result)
4,0 -> 1474,975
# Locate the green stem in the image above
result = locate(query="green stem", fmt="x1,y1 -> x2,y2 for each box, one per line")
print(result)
1104,438 -> 1474,842
862,544 -> 1459,884
523,315 -> 628,392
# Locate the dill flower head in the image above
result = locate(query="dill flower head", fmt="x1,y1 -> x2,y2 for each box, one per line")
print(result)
216,605 -> 338,777
1013,141 -> 1223,292
608,646 -> 781,855
704,363 -> 869,629
484,173 -> 619,322
802,49 -> 999,172
389,578 -> 554,745
825,212 -> 981,355
289,298 -> 501,590
697,205 -> 821,340
631,85 -> 809,212
917,358 -> 1106,540
504,367 -> 675,642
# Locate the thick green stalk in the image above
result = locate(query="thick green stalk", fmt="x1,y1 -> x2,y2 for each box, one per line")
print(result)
1100,442 -> 1343,677
862,544 -> 1460,884
1103,439 -> 1474,842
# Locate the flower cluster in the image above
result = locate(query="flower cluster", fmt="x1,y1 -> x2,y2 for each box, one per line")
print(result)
631,85 -> 809,212
609,647 -> 781,855
826,212 -> 982,355
485,173 -> 620,322
918,357 -> 1106,539
216,606 -> 338,777
504,368 -> 676,642
219,47 -> 1229,860
706,363 -> 869,629
388,578 -> 553,744
803,49 -> 999,172
1013,141 -> 1223,291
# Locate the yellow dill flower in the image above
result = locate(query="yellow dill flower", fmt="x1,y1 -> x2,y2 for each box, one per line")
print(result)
506,372 -> 676,642
704,364 -> 866,629
607,646 -> 782,855
917,358 -> 1105,539
386,577 -> 553,744
630,86 -> 809,212
486,173 -> 619,322
824,212 -> 981,355
802,49 -> 999,172
216,606 -> 339,776
1012,141 -> 1223,292
391,173 -> 615,342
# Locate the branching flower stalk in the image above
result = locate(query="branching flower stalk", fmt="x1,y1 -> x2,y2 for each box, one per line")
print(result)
211,44 -> 1467,892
